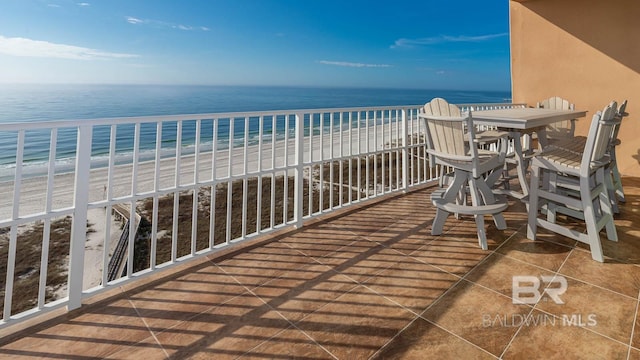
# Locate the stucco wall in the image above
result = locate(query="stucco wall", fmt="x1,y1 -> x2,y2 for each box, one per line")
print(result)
510,0 -> 640,176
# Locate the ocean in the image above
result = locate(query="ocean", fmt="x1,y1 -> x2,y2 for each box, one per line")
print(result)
0,84 -> 511,180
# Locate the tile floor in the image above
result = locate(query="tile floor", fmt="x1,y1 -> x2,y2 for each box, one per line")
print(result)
1,178 -> 639,359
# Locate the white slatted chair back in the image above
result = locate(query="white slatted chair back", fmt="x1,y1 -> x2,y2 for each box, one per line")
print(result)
581,101 -> 618,176
423,97 -> 462,117
610,100 -> 629,204
538,96 -> 576,138
610,99 -> 628,148
425,116 -> 469,158
421,98 -> 477,160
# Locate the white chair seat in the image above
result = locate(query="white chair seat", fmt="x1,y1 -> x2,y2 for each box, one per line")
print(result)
538,147 -> 583,170
434,149 -> 503,172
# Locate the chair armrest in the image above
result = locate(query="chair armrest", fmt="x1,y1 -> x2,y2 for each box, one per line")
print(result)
426,149 -> 473,162
472,130 -> 509,144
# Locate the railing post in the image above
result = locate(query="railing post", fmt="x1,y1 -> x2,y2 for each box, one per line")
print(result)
67,124 -> 92,310
401,109 -> 409,192
294,113 -> 304,228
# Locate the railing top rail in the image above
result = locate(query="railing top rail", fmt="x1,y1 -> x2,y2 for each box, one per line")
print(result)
0,104 -> 426,131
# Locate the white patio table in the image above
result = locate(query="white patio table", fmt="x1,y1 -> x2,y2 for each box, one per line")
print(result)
471,107 -> 587,200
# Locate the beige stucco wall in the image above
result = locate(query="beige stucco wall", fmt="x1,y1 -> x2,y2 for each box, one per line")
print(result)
510,0 -> 640,176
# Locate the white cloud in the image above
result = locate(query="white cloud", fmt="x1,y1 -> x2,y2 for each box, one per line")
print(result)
318,60 -> 392,68
391,33 -> 508,49
77,2 -> 90,6
0,35 -> 138,60
126,16 -> 144,24
47,4 -> 61,8
125,16 -> 209,32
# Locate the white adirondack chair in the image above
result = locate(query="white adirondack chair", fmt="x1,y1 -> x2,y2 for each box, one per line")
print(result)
537,96 -> 576,142
527,102 -> 619,262
420,98 -> 509,250
547,100 -> 628,213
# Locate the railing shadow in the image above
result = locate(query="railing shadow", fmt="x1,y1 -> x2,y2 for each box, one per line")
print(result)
1,179 -> 639,358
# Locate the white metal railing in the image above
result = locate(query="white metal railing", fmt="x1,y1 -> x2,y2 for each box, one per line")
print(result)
0,102 -> 523,327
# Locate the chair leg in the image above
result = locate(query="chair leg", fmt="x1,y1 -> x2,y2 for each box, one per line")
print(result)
527,165 -> 541,240
597,168 -> 618,242
603,165 -> 619,214
432,209 -> 450,236
468,175 -> 488,250
580,177 -> 604,262
612,161 -> 625,203
501,161 -> 511,190
546,171 -> 558,223
432,169 -> 466,236
455,185 -> 467,220
475,174 -> 507,230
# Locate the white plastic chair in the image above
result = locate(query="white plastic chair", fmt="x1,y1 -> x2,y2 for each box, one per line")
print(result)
420,98 -> 509,250
547,100 -> 628,213
537,96 -> 576,143
527,102 -> 619,262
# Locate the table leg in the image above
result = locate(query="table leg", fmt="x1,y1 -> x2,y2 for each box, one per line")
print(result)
510,130 -> 529,198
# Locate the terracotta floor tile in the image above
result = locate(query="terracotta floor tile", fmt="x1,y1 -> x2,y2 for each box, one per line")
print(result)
215,244 -> 318,288
321,240 -> 397,282
363,219 -> 435,251
251,265 -> 357,323
409,236 -> 491,276
534,276 -> 636,343
0,299 -> 152,359
373,318 -> 496,360
312,236 -> 382,265
104,336 -> 169,360
517,222 -> 580,249
277,224 -> 360,258
241,327 -> 333,359
559,249 -> 640,298
631,304 -> 640,349
295,285 -> 415,359
324,211 -> 398,238
464,252 -> 556,298
376,224 -> 436,255
422,280 -> 532,357
501,201 -> 529,229
600,218 -> 640,264
496,231 -> 573,271
503,310 -> 629,359
363,257 -> 459,313
128,264 -> 248,330
439,219 -> 513,251
153,292 -> 291,359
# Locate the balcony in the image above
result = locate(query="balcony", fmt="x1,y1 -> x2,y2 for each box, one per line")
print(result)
1,104 -> 639,358
0,176 -> 638,358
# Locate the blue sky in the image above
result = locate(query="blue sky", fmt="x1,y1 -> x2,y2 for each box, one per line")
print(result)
0,0 -> 511,90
